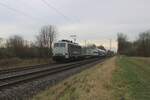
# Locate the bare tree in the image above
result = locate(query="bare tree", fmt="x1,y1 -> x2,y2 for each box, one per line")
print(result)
117,31 -> 150,57
117,33 -> 128,54
6,35 -> 25,57
0,37 -> 3,47
7,35 -> 24,48
136,31 -> 150,57
36,25 -> 57,57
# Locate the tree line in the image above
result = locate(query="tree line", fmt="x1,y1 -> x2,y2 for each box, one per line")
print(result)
0,25 -> 57,59
117,31 -> 150,57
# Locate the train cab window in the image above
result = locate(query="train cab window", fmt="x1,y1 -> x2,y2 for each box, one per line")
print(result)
54,43 -> 59,47
60,43 -> 66,47
54,43 -> 66,47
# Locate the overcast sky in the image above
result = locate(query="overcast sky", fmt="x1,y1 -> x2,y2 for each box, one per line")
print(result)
0,0 -> 150,50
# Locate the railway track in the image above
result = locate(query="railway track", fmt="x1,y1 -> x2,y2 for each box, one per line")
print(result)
0,63 -> 57,75
0,58 -> 101,90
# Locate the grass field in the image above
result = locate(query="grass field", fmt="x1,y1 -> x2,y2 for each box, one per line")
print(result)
32,56 -> 150,100
113,56 -> 150,100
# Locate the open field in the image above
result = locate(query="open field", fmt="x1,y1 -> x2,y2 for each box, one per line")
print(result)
32,56 -> 150,100
113,56 -> 150,100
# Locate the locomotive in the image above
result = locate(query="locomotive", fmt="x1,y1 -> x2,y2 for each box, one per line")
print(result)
52,40 -> 107,62
52,40 -> 82,61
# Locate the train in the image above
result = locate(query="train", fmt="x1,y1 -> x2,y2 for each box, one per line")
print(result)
52,40 -> 107,62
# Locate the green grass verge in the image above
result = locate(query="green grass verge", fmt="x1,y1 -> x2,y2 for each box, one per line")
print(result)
113,56 -> 150,100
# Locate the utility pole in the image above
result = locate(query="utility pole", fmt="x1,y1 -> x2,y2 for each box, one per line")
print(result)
0,37 -> 3,47
85,40 -> 87,47
85,40 -> 87,54
110,39 -> 112,50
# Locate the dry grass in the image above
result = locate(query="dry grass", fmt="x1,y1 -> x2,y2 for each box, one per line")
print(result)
0,58 -> 53,70
32,57 -> 117,100
130,57 -> 150,65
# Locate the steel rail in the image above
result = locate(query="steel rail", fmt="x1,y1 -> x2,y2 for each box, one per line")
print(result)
0,58 -> 100,89
0,63 -> 57,75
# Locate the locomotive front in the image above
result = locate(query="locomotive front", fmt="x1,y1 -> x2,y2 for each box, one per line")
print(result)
52,41 -> 69,61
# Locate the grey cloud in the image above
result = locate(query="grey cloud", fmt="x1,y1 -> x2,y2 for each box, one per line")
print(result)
0,0 -> 150,48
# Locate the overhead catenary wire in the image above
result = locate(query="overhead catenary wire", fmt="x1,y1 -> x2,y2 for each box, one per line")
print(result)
41,0 -> 77,23
0,2 -> 43,21
0,0 -> 79,23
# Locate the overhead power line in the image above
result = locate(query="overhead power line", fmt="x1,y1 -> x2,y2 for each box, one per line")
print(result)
0,2 -> 41,21
41,0 -> 75,22
0,1 -> 79,23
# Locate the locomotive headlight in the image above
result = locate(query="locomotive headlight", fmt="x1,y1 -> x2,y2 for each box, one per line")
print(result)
65,53 -> 68,55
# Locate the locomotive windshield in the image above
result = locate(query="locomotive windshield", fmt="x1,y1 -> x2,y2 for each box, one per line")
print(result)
60,43 -> 66,47
54,43 -> 66,47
